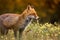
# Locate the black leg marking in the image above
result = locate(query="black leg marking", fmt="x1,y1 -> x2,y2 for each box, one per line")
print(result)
19,28 -> 25,40
1,27 -> 8,35
14,30 -> 17,39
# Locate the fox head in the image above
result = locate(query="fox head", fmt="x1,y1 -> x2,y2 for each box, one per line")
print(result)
19,5 -> 39,29
22,5 -> 39,20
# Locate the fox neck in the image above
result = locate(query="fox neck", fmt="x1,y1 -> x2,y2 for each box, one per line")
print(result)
18,13 -> 32,29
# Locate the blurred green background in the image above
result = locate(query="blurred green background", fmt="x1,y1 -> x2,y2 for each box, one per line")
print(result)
0,0 -> 60,23
0,0 -> 60,17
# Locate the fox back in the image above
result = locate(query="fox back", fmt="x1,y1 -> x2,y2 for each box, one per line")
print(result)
0,5 -> 39,29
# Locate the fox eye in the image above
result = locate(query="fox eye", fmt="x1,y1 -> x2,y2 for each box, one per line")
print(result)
30,13 -> 35,15
29,14 -> 32,15
29,14 -> 34,15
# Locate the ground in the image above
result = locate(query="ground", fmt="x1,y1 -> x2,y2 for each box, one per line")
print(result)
0,23 -> 60,40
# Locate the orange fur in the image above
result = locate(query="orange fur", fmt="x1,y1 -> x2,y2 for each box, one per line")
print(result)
0,5 -> 39,38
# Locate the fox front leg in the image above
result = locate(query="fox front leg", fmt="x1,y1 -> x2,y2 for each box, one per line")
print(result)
19,28 -> 25,40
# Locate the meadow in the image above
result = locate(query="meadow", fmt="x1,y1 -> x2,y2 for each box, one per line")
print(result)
0,22 -> 60,40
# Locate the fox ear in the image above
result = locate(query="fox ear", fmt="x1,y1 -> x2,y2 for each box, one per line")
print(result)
27,5 -> 31,10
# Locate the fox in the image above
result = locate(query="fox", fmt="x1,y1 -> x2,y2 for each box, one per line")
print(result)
0,5 -> 39,39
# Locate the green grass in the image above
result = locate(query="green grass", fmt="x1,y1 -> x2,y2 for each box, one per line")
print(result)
0,23 -> 60,40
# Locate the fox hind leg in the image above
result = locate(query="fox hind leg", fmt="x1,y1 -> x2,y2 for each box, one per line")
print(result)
13,30 -> 18,40
1,27 -> 8,35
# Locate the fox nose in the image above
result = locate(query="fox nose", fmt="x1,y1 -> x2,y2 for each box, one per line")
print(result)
36,16 -> 39,20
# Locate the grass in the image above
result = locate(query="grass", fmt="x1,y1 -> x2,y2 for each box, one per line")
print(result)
0,22 -> 60,40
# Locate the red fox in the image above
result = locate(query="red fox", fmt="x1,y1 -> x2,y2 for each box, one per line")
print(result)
0,5 -> 39,39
